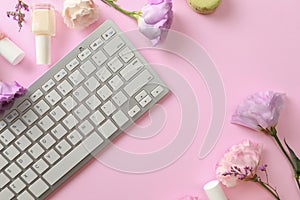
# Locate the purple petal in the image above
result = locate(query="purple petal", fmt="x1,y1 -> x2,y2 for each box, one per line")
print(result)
0,81 -> 26,112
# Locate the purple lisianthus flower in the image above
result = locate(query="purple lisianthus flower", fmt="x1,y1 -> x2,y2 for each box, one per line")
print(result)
231,91 -> 285,131
0,81 -> 26,113
138,0 -> 173,45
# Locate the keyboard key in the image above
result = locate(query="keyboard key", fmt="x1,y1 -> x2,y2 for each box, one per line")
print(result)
112,91 -> 128,106
91,50 -> 107,66
69,70 -> 85,85
119,47 -> 135,63
112,110 -> 129,127
84,76 -> 100,92
0,129 -> 15,145
97,85 -> 112,101
54,69 -> 67,81
90,37 -> 103,50
43,132 -> 103,185
120,58 -> 144,81
101,101 -> 116,116
27,125 -> 43,141
33,159 -> 49,174
44,149 -> 60,164
135,90 -> 147,102
73,86 -> 89,102
5,163 -> 21,178
102,27 -> 115,40
86,95 -> 101,110
78,120 -> 94,136
40,134 -> 56,149
108,75 -> 124,91
22,109 -> 38,125
0,187 -> 14,200
21,169 -> 38,184
10,178 -> 26,193
123,70 -> 153,96
139,95 -> 152,107
78,48 -> 91,61
55,140 -> 71,155
80,60 -> 96,76
63,114 -> 79,130
103,36 -> 124,56
0,172 -> 10,188
3,145 -> 20,161
96,67 -> 112,82
98,120 -> 118,139
50,106 -> 66,121
0,155 -> 8,170
128,105 -> 141,117
5,110 -> 19,123
38,116 -> 54,131
34,100 -> 50,116
15,135 -> 31,151
74,104 -> 89,120
29,179 -> 49,198
67,130 -> 82,145
0,143 -> 2,151
42,79 -> 55,92
45,89 -> 62,106
29,143 -> 44,159
16,153 -> 33,169
89,110 -> 105,126
107,57 -> 123,72
62,96 -> 77,112
66,58 -> 80,71
18,190 -> 35,200
17,100 -> 31,113
0,120 -> 7,131
11,119 -> 27,135
57,80 -> 73,96
30,89 -> 43,102
51,124 -> 67,140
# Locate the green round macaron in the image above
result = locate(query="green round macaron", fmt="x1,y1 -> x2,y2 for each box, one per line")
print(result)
187,0 -> 221,14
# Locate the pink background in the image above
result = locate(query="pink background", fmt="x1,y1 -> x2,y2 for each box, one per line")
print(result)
1,0 -> 300,199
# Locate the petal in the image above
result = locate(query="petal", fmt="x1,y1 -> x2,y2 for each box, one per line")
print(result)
142,1 -> 172,24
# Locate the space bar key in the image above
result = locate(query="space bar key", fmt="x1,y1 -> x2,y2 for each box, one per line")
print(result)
43,133 -> 103,185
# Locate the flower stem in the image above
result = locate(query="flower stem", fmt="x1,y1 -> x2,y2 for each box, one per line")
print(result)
100,0 -> 141,20
258,181 -> 281,200
250,177 -> 280,200
269,128 -> 300,190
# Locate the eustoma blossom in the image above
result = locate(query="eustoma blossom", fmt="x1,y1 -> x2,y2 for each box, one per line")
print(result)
232,91 -> 300,191
0,81 -> 26,114
100,0 -> 173,45
216,140 -> 280,199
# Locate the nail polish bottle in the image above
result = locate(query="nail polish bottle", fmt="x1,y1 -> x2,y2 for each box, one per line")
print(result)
0,31 -> 25,65
31,3 -> 56,65
204,180 -> 228,200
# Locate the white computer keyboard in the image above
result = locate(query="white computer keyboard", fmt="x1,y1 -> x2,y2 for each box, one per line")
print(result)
0,20 -> 169,200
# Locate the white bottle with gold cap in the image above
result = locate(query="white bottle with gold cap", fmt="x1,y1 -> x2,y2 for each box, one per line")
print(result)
31,3 -> 56,65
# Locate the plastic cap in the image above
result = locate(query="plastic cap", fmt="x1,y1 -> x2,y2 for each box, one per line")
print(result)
203,180 -> 228,200
35,35 -> 51,64
0,37 -> 25,65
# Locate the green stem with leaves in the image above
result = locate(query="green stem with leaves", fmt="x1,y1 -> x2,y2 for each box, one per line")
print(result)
269,127 -> 300,190
101,0 -> 141,20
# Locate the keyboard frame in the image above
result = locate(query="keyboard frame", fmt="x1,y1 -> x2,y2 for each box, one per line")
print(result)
0,20 -> 169,199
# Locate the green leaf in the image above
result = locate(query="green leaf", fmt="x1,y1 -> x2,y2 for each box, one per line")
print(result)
284,139 -> 300,176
